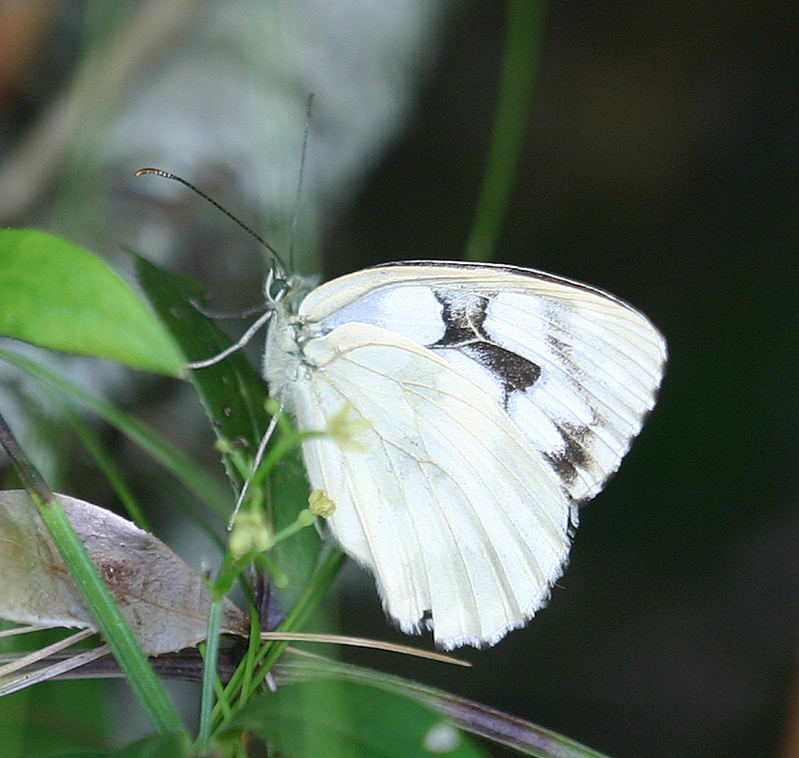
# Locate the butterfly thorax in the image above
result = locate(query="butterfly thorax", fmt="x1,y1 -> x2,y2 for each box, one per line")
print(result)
262,274 -> 317,411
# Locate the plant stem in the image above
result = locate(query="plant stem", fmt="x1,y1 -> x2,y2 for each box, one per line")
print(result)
466,0 -> 547,262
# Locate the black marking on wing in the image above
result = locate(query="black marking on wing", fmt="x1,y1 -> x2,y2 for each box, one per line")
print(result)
543,422 -> 592,490
429,291 -> 541,407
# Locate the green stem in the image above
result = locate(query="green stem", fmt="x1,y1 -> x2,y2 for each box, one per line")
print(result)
208,547 -> 346,730
197,599 -> 224,751
65,407 -> 152,532
466,0 -> 547,262
247,547 -> 346,696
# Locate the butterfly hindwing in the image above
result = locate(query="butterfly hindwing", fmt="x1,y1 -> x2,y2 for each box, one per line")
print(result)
283,322 -> 573,649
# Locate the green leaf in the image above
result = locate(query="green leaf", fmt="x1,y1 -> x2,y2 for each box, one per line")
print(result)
58,731 -> 190,758
134,254 -> 269,466
276,658 -> 611,758
0,679 -> 110,756
220,677 -> 485,758
0,228 -> 183,376
133,254 -> 321,591
270,447 -> 321,600
113,732 -> 190,757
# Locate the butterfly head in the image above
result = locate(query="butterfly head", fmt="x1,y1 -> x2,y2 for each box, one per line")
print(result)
264,266 -> 318,316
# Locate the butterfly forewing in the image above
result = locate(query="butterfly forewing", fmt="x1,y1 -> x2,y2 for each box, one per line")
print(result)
298,262 -> 667,501
265,260 -> 666,648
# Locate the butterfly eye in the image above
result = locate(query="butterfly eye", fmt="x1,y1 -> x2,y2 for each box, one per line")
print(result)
264,270 -> 293,305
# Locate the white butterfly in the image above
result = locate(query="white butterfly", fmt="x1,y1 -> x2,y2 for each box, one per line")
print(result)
262,260 -> 667,650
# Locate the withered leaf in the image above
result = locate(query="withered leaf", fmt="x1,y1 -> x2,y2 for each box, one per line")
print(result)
0,490 -> 248,655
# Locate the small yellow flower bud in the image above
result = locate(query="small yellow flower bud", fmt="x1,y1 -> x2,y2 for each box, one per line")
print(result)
308,490 -> 336,518
229,510 -> 272,558
264,397 -> 282,416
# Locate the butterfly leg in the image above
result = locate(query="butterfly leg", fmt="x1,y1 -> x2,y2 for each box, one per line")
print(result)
186,309 -> 274,369
227,406 -> 282,530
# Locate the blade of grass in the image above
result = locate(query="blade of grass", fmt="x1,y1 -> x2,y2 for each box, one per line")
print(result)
0,348 -> 230,518
64,407 -> 152,532
197,598 -> 225,753
207,547 -> 345,731
244,547 -> 345,698
466,0 -> 547,262
0,413 -> 184,734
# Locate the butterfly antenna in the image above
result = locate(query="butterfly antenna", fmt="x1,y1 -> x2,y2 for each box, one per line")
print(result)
135,168 -> 287,272
288,93 -> 314,273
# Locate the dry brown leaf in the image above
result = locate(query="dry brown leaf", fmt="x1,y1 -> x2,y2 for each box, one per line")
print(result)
0,490 -> 247,655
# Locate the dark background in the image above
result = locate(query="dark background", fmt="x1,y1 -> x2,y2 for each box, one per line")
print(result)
0,3 -> 796,756
328,6 -> 798,757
